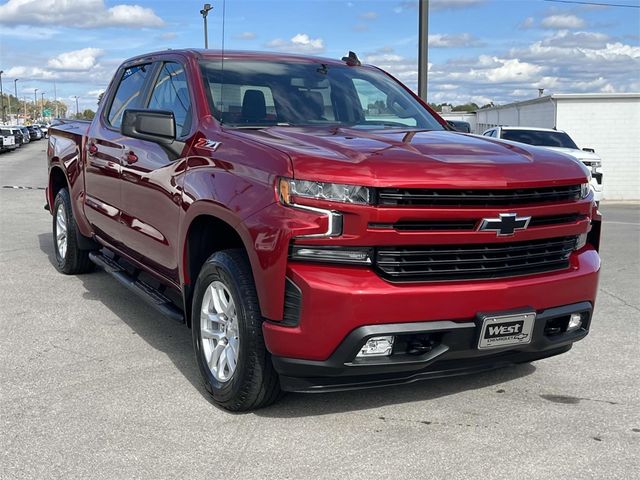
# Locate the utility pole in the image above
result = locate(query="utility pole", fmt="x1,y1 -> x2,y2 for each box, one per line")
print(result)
41,92 -> 46,120
200,3 -> 213,49
418,0 -> 429,101
14,79 -> 19,124
54,80 -> 58,119
34,88 -> 38,121
73,96 -> 79,118
0,70 -> 4,124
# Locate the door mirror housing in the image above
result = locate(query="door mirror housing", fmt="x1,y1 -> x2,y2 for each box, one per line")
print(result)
121,109 -> 185,159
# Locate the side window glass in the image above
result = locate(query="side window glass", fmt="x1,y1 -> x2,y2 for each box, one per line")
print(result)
148,62 -> 192,137
107,64 -> 150,128
352,78 -> 417,127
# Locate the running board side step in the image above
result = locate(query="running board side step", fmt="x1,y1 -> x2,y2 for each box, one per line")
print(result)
89,251 -> 184,323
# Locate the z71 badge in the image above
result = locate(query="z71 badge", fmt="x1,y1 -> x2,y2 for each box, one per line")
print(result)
194,138 -> 221,151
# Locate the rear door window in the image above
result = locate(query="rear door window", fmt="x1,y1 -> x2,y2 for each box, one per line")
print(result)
107,64 -> 152,128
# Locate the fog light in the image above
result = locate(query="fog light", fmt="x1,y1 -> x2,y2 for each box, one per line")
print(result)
357,336 -> 394,357
567,313 -> 583,332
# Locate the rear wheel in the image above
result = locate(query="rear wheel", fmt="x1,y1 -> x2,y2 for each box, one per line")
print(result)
191,249 -> 281,411
52,189 -> 94,274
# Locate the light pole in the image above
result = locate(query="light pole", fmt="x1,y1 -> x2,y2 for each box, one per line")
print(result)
418,0 -> 429,101
34,88 -> 38,121
200,3 -> 213,49
0,70 -> 4,123
54,80 -> 58,119
40,92 -> 46,120
73,96 -> 79,118
14,79 -> 19,123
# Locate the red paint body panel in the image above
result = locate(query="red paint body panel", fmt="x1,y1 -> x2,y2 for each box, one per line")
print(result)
46,49 -> 601,365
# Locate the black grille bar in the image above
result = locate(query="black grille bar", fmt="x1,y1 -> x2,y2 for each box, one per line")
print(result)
377,185 -> 582,207
375,236 -> 577,281
369,214 -> 585,232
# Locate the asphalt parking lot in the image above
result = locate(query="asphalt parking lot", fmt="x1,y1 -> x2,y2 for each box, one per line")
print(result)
1,141 -> 638,479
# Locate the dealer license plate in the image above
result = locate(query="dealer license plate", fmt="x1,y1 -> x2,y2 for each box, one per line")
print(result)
478,312 -> 535,350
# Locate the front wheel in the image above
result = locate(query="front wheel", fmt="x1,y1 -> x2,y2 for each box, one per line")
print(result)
191,249 -> 281,411
52,189 -> 94,274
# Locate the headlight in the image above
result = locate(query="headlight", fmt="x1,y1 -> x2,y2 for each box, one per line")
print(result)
279,178 -> 371,205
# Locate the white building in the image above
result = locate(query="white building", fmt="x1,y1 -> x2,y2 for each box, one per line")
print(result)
474,93 -> 640,201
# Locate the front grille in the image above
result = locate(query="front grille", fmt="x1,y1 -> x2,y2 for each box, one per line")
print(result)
376,185 -> 581,207
369,214 -> 585,232
376,236 -> 577,282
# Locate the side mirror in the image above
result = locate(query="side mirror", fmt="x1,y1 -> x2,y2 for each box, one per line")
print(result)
121,109 -> 185,158
582,147 -> 595,153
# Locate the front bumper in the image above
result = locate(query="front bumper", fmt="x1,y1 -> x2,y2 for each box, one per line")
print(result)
263,247 -> 600,360
273,302 -> 592,393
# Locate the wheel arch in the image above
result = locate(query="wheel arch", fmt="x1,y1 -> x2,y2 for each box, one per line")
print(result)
181,212 -> 257,328
48,164 -> 68,209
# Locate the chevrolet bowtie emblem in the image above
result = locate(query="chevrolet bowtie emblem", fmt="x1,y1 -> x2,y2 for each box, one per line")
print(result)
478,213 -> 531,236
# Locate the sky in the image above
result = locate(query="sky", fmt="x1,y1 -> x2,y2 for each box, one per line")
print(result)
1,0 -> 639,113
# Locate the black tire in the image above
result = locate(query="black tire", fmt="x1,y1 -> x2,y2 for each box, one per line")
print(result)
52,188 -> 94,274
191,249 -> 282,411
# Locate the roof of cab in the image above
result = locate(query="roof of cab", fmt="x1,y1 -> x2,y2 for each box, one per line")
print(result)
122,48 -> 351,66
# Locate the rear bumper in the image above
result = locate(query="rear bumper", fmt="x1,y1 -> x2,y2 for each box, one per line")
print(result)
272,302 -> 591,392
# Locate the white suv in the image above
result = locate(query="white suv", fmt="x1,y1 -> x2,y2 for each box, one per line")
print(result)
482,126 -> 604,202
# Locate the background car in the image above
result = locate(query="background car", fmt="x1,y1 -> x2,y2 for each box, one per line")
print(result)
1,128 -> 17,152
26,125 -> 43,141
6,127 -> 25,147
18,126 -> 31,144
482,126 -> 604,202
34,123 -> 49,138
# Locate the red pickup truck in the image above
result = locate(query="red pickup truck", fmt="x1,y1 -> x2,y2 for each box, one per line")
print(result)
47,49 -> 601,411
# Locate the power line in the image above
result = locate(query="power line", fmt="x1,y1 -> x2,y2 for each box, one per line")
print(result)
544,0 -> 640,8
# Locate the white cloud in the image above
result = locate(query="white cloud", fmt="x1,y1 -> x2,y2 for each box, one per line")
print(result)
541,14 -> 585,30
0,0 -> 164,28
520,17 -> 535,29
429,33 -> 484,48
359,11 -> 378,20
48,48 -> 104,71
266,33 -> 325,53
159,32 -> 177,41
87,88 -> 106,98
0,25 -> 59,39
541,30 -> 610,48
236,32 -> 257,40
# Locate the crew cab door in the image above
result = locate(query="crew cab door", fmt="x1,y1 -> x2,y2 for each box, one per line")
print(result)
84,62 -> 153,248
118,61 -> 194,284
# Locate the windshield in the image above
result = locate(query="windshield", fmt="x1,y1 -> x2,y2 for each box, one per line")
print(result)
200,60 -> 444,130
501,130 -> 578,149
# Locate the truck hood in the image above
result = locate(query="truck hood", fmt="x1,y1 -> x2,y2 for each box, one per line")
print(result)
234,127 -> 589,189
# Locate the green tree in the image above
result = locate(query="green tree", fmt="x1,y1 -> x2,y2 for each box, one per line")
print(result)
452,102 -> 479,112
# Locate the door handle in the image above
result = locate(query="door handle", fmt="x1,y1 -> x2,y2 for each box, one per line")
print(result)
125,151 -> 138,164
88,144 -> 98,156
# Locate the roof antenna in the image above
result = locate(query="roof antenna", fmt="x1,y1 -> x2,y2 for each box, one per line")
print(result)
341,51 -> 362,66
